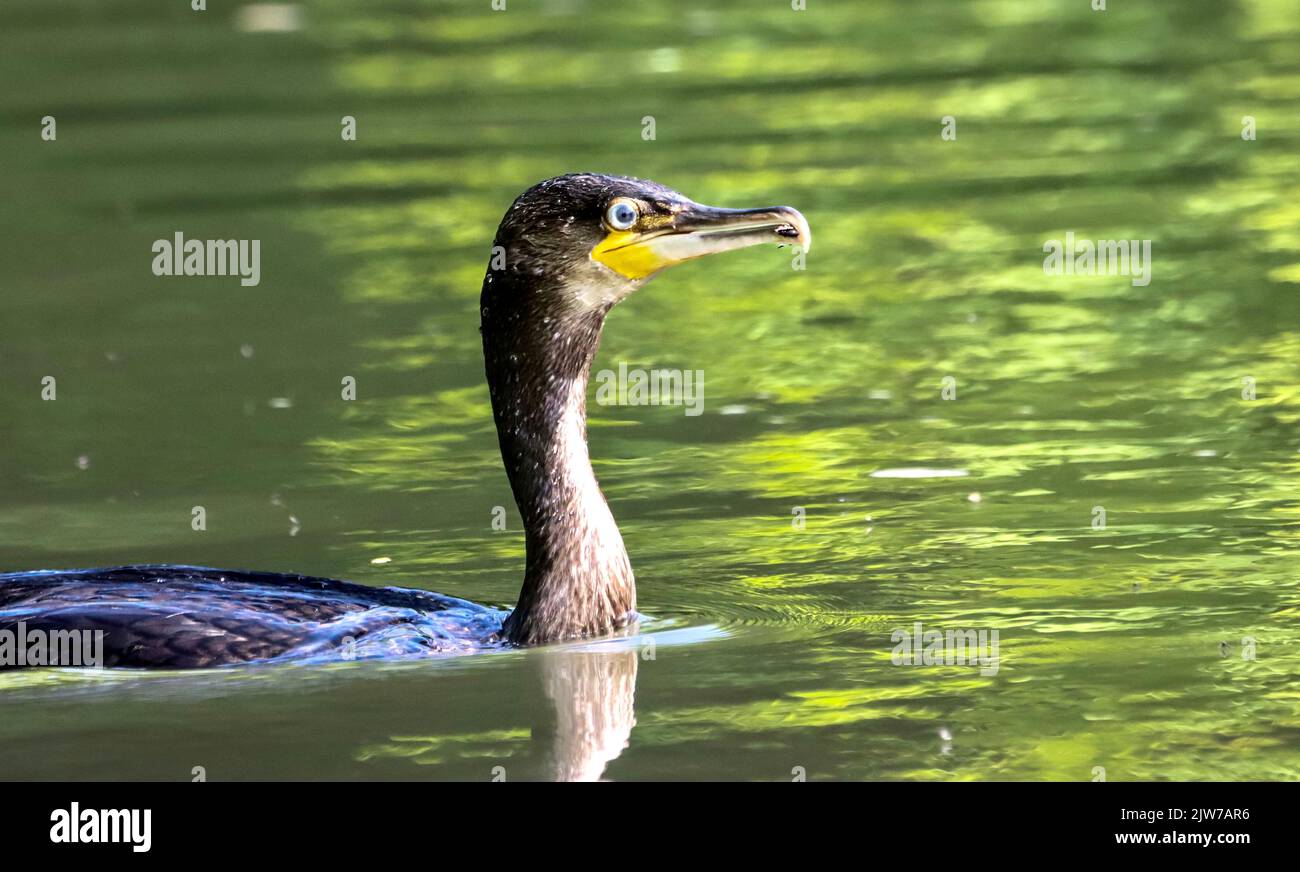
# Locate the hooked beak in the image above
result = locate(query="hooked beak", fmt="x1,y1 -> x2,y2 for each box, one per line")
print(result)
591,203 -> 811,281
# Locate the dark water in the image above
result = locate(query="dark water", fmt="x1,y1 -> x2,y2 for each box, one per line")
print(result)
2,0 -> 1299,780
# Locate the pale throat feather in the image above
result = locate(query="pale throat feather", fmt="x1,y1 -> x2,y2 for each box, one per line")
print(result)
555,375 -> 629,585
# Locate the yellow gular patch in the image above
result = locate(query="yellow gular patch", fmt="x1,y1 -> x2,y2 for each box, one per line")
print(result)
591,230 -> 670,280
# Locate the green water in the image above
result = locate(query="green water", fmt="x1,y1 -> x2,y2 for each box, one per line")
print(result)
3,0 -> 1300,780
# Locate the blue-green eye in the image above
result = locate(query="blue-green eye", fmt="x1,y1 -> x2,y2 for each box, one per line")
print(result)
605,199 -> 639,230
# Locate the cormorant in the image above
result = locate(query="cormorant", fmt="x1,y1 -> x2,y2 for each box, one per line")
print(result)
0,173 -> 810,668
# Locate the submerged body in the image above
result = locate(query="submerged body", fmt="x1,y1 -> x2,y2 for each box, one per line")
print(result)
0,565 -> 506,668
1,174 -> 809,669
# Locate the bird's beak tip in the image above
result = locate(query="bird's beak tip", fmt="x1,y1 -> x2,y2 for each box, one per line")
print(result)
774,207 -> 812,254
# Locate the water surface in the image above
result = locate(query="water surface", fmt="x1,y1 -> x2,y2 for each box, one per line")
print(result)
2,0 -> 1300,780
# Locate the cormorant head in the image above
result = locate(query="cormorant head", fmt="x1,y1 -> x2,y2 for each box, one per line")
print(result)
487,173 -> 811,314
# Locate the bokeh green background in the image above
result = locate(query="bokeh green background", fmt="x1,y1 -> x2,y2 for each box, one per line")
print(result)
1,0 -> 1299,779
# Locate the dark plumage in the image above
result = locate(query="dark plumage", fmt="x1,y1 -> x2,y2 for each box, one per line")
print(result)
0,566 -> 502,668
1,174 -> 809,667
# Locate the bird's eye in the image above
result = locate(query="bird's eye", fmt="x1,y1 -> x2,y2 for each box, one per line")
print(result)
605,199 -> 639,231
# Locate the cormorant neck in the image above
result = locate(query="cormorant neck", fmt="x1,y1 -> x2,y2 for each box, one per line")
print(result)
481,269 -> 636,646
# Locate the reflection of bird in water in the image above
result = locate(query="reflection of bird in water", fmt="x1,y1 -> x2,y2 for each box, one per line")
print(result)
537,646 -> 639,782
0,174 -> 810,668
